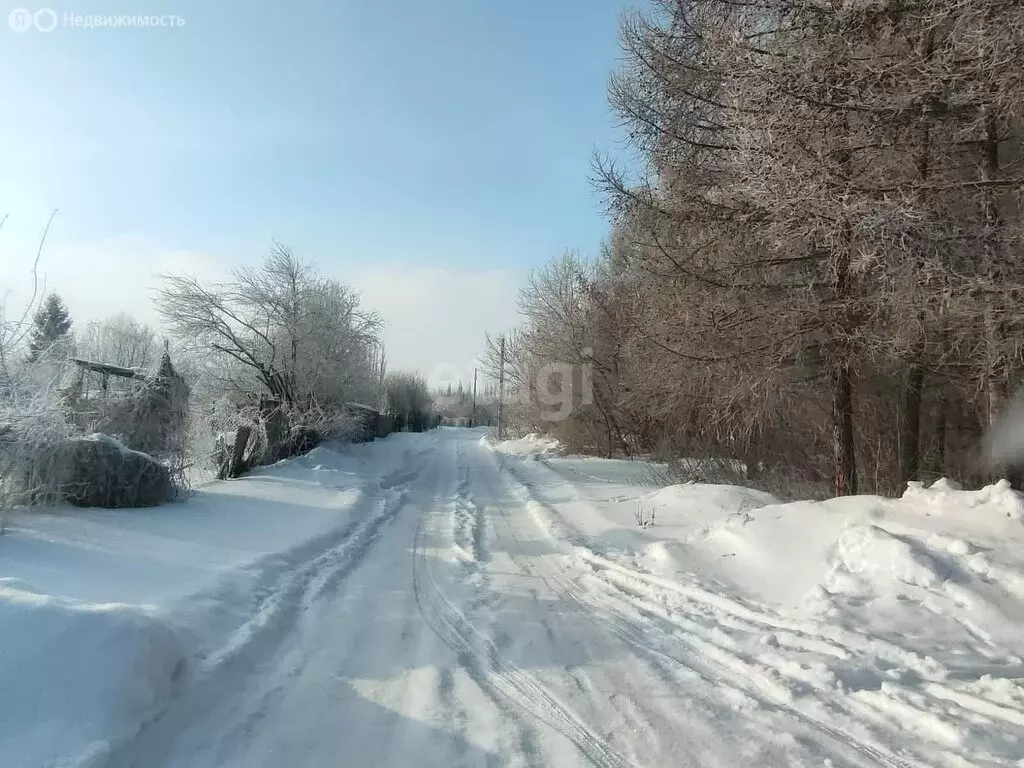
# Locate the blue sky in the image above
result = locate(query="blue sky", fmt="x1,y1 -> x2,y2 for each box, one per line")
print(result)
0,0 -> 633,378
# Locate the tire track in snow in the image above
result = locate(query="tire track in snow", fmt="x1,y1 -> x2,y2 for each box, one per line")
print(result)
488,514 -> 686,765
495,453 -> 924,768
484,467 -> 797,766
520,452 -> 958,684
452,441 -> 491,567
412,476 -> 638,768
203,455 -> 427,672
99,449 -> 432,768
436,666 -> 475,764
447,441 -> 550,768
436,441 -> 510,766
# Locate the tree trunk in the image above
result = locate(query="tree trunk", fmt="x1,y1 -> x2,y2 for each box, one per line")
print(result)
898,62 -> 931,491
262,400 -> 288,463
898,362 -> 924,487
744,445 -> 761,482
591,381 -> 628,459
217,425 -> 252,480
935,394 -> 947,476
831,365 -> 857,496
985,307 -> 1007,439
982,113 -> 1006,435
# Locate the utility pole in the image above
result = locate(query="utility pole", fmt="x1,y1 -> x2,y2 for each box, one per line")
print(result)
497,335 -> 506,440
470,368 -> 478,427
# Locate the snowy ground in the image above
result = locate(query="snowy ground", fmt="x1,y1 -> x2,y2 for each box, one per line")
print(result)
1,428 -> 1022,767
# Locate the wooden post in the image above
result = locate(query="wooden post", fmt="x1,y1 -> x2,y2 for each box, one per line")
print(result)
470,368 -> 478,427
497,336 -> 506,440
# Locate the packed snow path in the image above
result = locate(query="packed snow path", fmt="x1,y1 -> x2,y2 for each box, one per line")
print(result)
104,428 -> 821,768
8,428 -> 1023,768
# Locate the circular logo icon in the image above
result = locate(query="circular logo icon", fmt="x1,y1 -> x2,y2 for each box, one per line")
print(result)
8,8 -> 34,32
34,8 -> 57,32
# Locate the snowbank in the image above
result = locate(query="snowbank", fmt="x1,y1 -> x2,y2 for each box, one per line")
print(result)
485,432 -> 565,457
519,461 -> 1024,619
0,582 -> 187,768
495,449 -> 1024,765
484,440 -> 1024,648
0,435 -> 421,768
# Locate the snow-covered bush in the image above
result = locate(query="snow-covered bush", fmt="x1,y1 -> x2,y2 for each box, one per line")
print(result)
0,359 -> 76,506
0,336 -> 190,507
384,371 -> 432,432
0,225 -> 186,507
0,355 -> 188,507
41,434 -> 173,508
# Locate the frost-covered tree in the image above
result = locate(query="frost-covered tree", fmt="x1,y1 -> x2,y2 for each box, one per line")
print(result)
75,313 -> 158,370
28,293 -> 72,361
156,245 -> 383,453
384,371 -> 432,432
496,0 -> 1024,497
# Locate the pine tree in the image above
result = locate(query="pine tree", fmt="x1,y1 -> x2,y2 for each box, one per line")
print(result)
28,293 -> 73,361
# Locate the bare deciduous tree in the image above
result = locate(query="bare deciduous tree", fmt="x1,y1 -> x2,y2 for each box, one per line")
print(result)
157,245 -> 382,411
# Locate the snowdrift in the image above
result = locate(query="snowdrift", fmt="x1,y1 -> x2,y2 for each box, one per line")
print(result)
485,432 -> 565,457
507,451 -> 1024,619
686,478 -> 1024,620
496,445 -> 1024,765
0,582 -> 187,768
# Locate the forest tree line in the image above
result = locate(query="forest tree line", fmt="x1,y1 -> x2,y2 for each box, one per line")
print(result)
490,0 -> 1024,497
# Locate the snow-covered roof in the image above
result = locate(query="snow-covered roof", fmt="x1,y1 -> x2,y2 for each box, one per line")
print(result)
344,401 -> 380,414
70,358 -> 143,379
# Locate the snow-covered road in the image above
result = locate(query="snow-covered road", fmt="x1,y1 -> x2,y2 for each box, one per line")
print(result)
101,428 -> 841,768
4,427 -> 1023,767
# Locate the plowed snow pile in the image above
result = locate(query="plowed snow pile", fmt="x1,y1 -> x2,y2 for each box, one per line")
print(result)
0,584 -> 188,768
487,432 -> 565,457
494,441 -> 1024,767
